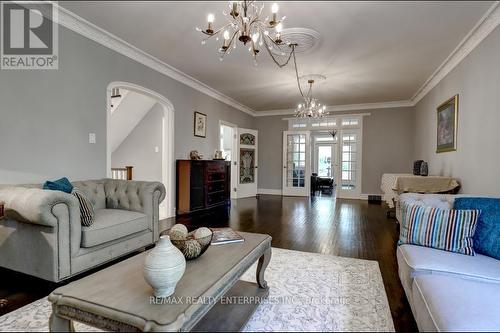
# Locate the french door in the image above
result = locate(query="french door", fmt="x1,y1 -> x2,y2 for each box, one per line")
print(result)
282,131 -> 311,196
336,129 -> 361,199
237,128 -> 258,198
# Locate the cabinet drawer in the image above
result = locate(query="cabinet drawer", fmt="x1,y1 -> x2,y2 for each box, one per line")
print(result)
206,162 -> 225,173
207,182 -> 225,193
207,172 -> 226,182
206,192 -> 226,206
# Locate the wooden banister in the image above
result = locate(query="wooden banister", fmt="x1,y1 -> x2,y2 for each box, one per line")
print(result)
111,166 -> 133,180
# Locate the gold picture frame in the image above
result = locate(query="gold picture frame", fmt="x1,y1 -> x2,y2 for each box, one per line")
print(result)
436,94 -> 458,153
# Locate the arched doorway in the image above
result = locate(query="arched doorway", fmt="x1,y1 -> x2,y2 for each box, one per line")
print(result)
106,82 -> 175,219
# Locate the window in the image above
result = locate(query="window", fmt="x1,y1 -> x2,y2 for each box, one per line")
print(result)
341,118 -> 359,126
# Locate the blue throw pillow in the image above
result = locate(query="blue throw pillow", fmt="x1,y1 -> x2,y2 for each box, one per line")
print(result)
43,177 -> 74,194
454,197 -> 500,260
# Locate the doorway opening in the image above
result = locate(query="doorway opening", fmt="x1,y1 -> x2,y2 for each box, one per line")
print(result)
106,82 -> 175,219
311,132 -> 337,197
283,115 -> 364,199
219,121 -> 238,199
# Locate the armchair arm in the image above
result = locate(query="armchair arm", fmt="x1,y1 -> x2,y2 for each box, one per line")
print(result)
0,187 -> 79,227
0,186 -> 82,281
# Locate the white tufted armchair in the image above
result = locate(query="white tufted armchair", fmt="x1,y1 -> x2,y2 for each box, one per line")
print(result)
0,179 -> 165,282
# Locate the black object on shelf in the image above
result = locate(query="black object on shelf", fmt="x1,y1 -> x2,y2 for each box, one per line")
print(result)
413,160 -> 424,175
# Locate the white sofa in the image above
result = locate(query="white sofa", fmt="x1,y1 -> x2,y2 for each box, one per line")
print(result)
397,193 -> 500,332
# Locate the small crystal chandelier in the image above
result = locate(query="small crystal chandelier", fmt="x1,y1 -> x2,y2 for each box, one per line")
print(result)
295,79 -> 326,118
196,1 -> 293,65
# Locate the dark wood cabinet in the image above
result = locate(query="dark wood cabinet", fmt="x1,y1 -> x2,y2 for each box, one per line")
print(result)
176,160 -> 231,215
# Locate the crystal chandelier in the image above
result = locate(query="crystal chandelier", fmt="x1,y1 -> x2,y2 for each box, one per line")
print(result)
295,79 -> 326,118
197,1 -> 294,65
197,1 -> 327,118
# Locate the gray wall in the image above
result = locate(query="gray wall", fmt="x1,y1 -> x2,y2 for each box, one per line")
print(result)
414,25 -> 500,195
361,107 -> 415,194
0,24 -> 255,184
255,107 -> 415,194
111,103 -> 163,182
255,116 -> 288,190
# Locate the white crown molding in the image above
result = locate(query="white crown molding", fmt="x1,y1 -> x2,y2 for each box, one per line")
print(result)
255,100 -> 413,117
411,1 -> 500,104
53,3 -> 256,117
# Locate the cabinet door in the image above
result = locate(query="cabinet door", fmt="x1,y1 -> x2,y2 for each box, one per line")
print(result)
190,161 -> 205,210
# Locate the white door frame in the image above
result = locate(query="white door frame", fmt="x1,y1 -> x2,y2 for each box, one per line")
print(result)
282,130 -> 311,196
106,81 -> 175,218
218,120 -> 238,199
237,128 -> 258,198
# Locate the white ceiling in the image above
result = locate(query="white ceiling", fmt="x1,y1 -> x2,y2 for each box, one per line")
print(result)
60,1 -> 493,112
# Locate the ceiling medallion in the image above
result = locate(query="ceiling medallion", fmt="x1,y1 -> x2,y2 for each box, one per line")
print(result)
270,28 -> 321,55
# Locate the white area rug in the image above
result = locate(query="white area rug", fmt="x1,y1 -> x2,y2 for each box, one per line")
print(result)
0,248 -> 394,332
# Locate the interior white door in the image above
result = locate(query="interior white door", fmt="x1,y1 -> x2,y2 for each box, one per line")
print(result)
237,128 -> 258,198
282,131 -> 311,196
337,129 -> 362,199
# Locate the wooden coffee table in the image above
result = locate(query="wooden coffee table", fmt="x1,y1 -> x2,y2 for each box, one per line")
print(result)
48,232 -> 271,332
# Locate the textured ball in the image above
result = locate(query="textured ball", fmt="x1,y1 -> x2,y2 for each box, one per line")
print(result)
194,227 -> 212,239
194,227 -> 213,247
168,229 -> 186,241
181,239 -> 201,260
170,224 -> 188,237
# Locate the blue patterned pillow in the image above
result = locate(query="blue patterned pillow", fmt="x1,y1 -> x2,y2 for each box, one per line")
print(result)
454,198 -> 500,260
399,203 -> 480,255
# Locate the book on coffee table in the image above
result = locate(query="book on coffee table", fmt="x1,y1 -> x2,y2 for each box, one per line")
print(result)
210,228 -> 244,245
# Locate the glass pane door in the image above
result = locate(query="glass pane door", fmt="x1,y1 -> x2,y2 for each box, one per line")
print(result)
317,146 -> 332,177
337,130 -> 361,198
286,134 -> 306,187
282,131 -> 310,196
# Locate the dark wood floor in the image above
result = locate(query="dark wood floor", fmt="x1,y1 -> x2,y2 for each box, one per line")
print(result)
173,194 -> 417,332
0,194 -> 417,332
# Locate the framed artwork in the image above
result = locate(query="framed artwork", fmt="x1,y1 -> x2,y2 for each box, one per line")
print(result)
436,95 -> 458,153
194,111 -> 207,138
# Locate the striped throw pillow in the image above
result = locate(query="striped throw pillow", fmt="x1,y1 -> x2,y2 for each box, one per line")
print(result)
72,187 -> 95,227
399,203 -> 480,255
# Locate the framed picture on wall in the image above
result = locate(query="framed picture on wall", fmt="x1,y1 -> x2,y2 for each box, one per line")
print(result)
194,111 -> 207,138
436,94 -> 458,153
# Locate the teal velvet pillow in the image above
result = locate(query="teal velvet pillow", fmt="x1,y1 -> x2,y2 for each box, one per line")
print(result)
43,177 -> 74,193
454,197 -> 500,260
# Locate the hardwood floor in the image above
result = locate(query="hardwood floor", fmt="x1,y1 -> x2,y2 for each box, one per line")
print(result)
0,194 -> 417,332
172,194 -> 417,332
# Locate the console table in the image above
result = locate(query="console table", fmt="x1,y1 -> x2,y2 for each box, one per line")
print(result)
381,173 -> 460,208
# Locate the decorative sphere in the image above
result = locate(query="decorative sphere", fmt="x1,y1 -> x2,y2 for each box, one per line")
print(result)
169,229 -> 186,241
182,239 -> 202,260
170,224 -> 188,237
194,227 -> 212,240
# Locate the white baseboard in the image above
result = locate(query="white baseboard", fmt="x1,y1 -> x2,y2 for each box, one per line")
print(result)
258,188 -> 283,195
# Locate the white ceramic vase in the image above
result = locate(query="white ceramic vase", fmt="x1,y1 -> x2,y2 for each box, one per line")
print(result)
143,235 -> 186,298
